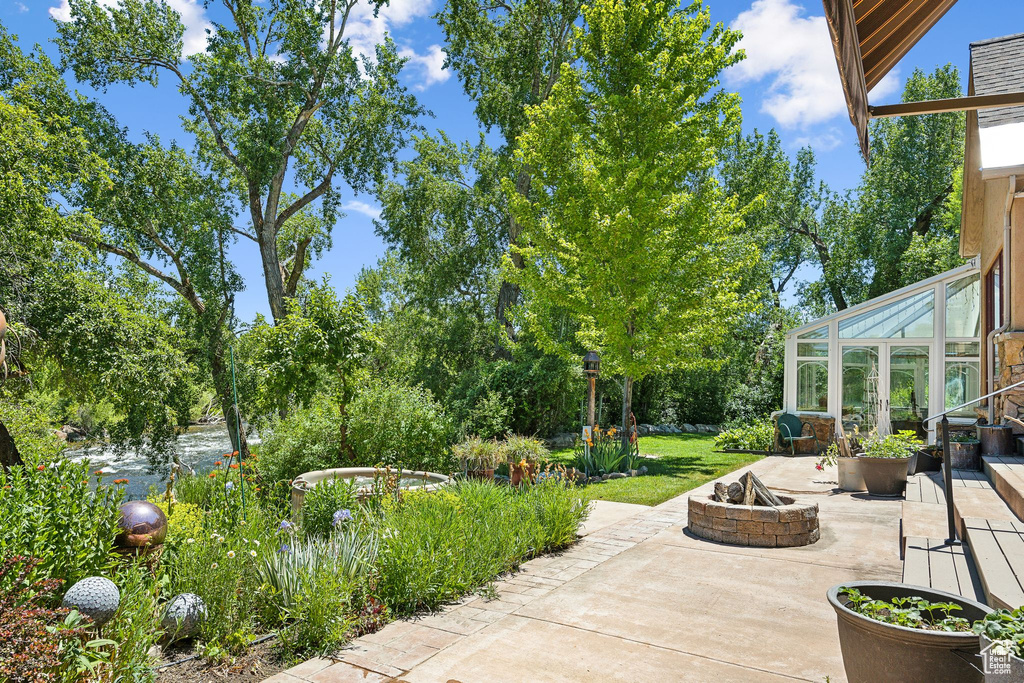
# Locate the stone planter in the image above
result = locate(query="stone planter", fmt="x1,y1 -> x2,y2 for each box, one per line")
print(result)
950,440 -> 982,470
980,634 -> 1024,681
838,456 -> 866,492
828,581 -> 990,683
857,455 -> 911,496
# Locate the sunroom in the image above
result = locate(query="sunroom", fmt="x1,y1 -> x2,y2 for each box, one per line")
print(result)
782,261 -> 981,445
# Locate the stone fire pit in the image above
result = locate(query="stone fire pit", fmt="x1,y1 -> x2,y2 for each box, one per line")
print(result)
687,494 -> 820,547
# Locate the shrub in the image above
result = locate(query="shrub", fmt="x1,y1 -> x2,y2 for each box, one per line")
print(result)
714,418 -> 774,452
372,479 -> 588,614
451,436 -> 502,471
0,459 -> 123,588
256,398 -> 347,486
347,380 -> 454,473
301,478 -> 359,538
499,435 -> 550,465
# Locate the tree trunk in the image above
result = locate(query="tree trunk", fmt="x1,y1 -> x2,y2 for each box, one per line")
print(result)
0,419 -> 22,469
257,220 -> 288,323
620,375 -> 633,453
209,341 -> 249,458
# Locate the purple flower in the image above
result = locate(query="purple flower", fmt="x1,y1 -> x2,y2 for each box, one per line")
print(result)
225,481 -> 235,491
278,520 -> 293,532
278,543 -> 290,554
332,509 -> 353,527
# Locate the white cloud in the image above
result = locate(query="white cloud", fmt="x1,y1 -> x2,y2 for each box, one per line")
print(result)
49,0 -> 212,57
728,0 -> 900,129
344,200 -> 382,221
16,2 -> 29,12
793,127 -> 843,152
338,0 -> 449,90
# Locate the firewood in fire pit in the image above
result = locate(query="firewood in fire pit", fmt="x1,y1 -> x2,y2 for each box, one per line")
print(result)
738,472 -> 784,506
714,482 -> 729,503
727,482 -> 744,503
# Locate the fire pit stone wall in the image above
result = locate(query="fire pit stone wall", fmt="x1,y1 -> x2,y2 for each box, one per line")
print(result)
687,494 -> 819,547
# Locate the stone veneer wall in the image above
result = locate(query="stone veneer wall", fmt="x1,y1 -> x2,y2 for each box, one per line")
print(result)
995,331 -> 1024,434
772,413 -> 835,454
687,495 -> 820,547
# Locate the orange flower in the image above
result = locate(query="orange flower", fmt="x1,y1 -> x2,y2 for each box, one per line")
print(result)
229,463 -> 239,470
94,470 -> 103,476
232,451 -> 239,457
208,472 -> 217,478
214,461 -> 223,466
36,464 -> 45,471
113,479 -> 129,485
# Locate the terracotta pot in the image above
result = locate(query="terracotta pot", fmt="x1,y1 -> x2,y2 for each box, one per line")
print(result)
856,455 -> 911,496
838,456 -> 866,492
468,467 -> 494,481
510,463 -> 535,486
828,581 -> 990,683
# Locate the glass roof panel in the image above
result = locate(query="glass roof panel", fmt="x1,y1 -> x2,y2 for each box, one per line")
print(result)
838,290 -> 934,339
797,326 -> 828,339
945,273 -> 980,338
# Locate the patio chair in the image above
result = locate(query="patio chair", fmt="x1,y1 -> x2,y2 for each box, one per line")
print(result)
776,413 -> 822,456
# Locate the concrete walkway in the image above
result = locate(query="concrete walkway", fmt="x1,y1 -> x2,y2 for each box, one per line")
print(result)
266,457 -> 902,682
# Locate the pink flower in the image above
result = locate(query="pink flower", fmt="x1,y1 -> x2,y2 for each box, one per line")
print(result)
815,464 -> 824,471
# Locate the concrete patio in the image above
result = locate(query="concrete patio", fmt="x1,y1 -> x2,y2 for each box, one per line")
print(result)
266,456 -> 902,682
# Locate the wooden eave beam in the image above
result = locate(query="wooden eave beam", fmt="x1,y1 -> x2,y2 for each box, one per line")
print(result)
824,0 -> 871,161
869,91 -> 1024,118
861,0 -> 958,92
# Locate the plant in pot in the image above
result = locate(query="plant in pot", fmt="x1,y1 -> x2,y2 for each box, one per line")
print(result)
501,435 -> 549,486
816,441 -> 866,492
828,581 -> 992,683
948,431 -> 982,471
857,430 -> 921,496
973,607 -> 1024,680
453,436 -> 502,481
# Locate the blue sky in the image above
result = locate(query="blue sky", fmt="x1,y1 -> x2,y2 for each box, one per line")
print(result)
3,0 -> 1021,322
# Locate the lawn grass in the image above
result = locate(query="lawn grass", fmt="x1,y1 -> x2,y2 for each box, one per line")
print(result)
550,434 -> 763,507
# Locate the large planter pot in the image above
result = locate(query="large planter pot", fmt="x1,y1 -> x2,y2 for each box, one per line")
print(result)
828,581 -> 991,683
950,440 -> 982,470
979,634 -> 1024,681
510,463 -> 535,486
978,425 -> 1016,457
909,447 -> 942,475
467,467 -> 494,481
857,455 -> 911,496
838,456 -> 867,492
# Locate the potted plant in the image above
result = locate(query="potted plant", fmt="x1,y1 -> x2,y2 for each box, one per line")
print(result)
948,431 -> 982,471
973,608 -> 1024,681
828,581 -> 991,683
500,435 -> 549,486
817,441 -> 866,492
909,443 -> 942,475
855,430 -> 920,496
453,437 -> 501,481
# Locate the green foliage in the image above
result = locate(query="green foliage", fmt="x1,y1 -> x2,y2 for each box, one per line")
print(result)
840,587 -> 971,632
505,0 -> 753,418
347,379 -> 454,473
0,440 -> 122,589
573,426 -> 627,476
99,564 -> 161,681
973,608 -> 1024,658
452,436 -> 503,470
257,396 -> 347,486
301,479 -> 359,538
863,430 -> 922,458
499,435 -> 550,465
714,419 -> 774,452
372,479 -> 588,614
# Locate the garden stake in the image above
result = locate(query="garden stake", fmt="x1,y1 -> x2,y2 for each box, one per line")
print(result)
230,346 -> 246,520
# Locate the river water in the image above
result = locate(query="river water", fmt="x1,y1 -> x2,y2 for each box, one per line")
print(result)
64,425 -> 259,500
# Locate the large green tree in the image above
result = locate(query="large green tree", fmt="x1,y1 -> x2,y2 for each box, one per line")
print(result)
56,0 -> 423,322
506,0 -> 753,445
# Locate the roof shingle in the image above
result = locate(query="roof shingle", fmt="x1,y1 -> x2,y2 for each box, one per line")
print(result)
970,33 -> 1024,129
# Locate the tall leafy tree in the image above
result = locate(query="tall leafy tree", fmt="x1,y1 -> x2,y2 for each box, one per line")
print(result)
506,0 -> 753,446
56,0 -> 423,322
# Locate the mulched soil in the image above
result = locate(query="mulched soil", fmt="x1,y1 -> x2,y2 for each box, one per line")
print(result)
155,639 -> 287,682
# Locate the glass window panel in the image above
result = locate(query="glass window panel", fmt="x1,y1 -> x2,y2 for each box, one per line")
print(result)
797,342 -> 828,357
798,326 -> 828,339
945,342 -> 980,358
838,290 -> 934,339
842,346 -> 879,435
889,346 -> 929,438
945,273 -> 980,338
797,360 -> 828,412
945,360 -> 981,416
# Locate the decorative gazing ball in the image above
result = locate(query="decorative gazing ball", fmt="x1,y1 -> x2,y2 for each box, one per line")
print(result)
116,500 -> 168,548
161,593 -> 207,640
63,576 -> 120,627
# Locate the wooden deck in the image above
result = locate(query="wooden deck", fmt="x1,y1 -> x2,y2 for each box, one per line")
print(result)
902,535 -> 985,603
962,517 -> 1024,610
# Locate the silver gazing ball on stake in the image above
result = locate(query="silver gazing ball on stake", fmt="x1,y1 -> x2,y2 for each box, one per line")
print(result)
161,593 -> 207,640
63,576 -> 120,627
